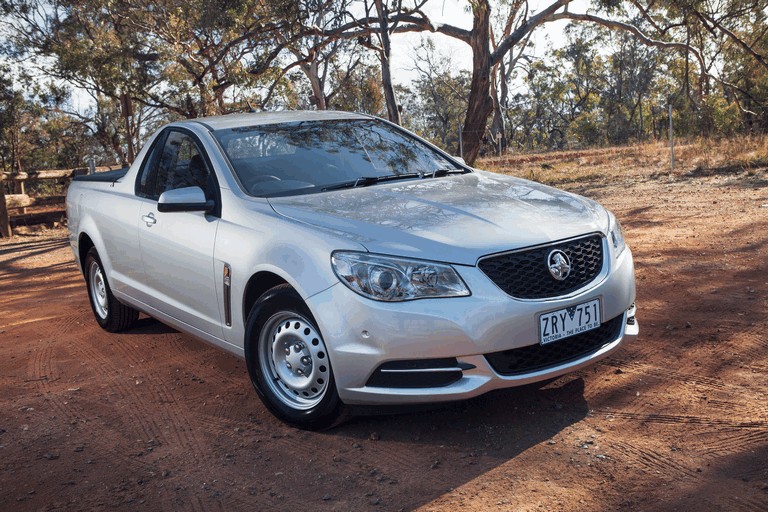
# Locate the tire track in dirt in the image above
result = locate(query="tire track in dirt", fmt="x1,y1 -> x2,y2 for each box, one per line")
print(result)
27,337 -> 75,422
27,284 -> 89,392
157,332 -> 245,388
703,398 -> 768,422
196,392 -> 254,437
696,428 -> 768,459
725,454 -> 768,482
596,410 -> 766,429
729,328 -> 768,365
724,493 -> 768,511
25,329 -> 157,474
67,338 -> 176,438
605,359 -> 728,390
184,495 -> 208,512
585,356 -> 742,432
34,273 -> 289,483
194,414 -> 239,440
103,331 -> 251,452
127,325 -> 244,388
48,307 -> 92,337
57,311 -> 257,489
71,335 -> 209,458
608,440 -> 698,479
29,338 -> 55,388
52,339 -> 160,470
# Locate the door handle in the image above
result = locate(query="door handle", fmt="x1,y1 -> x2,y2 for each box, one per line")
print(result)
142,212 -> 157,227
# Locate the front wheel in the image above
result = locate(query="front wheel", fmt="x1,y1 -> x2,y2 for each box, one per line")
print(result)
84,247 -> 139,332
245,284 -> 347,430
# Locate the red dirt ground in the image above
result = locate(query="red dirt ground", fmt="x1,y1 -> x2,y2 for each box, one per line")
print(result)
1,164 -> 766,511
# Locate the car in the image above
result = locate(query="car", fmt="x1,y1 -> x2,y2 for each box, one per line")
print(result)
66,110 -> 638,430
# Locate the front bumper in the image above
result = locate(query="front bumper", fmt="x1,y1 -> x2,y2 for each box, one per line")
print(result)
307,247 -> 638,406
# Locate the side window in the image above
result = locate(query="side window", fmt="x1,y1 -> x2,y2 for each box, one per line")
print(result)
137,130 -> 211,200
136,132 -> 166,199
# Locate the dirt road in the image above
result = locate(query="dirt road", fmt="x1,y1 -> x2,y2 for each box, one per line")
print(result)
1,163 -> 766,511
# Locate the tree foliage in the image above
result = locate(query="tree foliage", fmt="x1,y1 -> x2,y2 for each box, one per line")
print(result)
3,0 -> 768,169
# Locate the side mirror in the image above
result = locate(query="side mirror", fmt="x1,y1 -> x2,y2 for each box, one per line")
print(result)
454,156 -> 467,166
157,186 -> 213,213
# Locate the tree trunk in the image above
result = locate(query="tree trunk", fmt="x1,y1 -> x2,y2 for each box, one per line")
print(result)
197,83 -> 209,118
120,92 -> 135,164
304,61 -> 328,110
489,63 -> 507,156
684,24 -> 691,100
461,1 -> 494,164
375,0 -> 401,125
11,135 -> 26,215
498,56 -> 510,152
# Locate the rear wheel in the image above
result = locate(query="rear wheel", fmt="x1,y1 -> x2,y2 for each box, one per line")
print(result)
84,247 -> 139,332
245,284 -> 347,430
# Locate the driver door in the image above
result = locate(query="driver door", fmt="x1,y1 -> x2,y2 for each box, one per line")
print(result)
135,128 -> 223,338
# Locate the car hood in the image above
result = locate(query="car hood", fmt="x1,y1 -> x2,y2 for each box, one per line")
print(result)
268,171 -> 607,265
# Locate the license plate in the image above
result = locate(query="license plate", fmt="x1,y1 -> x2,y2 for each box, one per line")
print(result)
539,298 -> 601,345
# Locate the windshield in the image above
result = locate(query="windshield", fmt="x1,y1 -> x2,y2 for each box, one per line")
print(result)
212,119 -> 464,197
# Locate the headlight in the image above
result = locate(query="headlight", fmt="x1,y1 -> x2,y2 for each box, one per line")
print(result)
608,212 -> 626,256
331,251 -> 470,301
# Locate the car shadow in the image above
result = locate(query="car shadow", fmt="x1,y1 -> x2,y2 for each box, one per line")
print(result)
101,313 -> 588,511
288,377 -> 590,510
340,375 -> 586,444
128,316 -> 179,335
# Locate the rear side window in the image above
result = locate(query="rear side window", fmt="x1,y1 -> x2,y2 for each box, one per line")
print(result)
137,130 -> 211,200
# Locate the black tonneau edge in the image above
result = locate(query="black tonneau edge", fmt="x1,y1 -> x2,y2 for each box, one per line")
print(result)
73,168 -> 128,182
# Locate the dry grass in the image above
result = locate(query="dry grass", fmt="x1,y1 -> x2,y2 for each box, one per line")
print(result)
478,135 -> 768,187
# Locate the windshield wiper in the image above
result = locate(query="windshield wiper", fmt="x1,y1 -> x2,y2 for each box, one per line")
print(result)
321,173 -> 423,192
430,168 -> 467,178
321,176 -> 380,191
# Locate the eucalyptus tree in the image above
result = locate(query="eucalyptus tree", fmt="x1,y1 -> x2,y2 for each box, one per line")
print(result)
307,0 -> 434,124
328,61 -> 386,114
1,0 -> 298,161
0,65 -> 27,174
271,0 -> 358,110
409,38 -> 471,151
370,0 -> 768,162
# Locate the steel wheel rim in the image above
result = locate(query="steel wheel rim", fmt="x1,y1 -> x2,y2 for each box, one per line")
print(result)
88,260 -> 109,319
259,312 -> 330,410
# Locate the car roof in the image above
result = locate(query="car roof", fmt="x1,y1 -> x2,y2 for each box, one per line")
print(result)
177,110 -> 372,131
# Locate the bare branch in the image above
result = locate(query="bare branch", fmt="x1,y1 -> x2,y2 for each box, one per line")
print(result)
491,0 -> 572,66
306,13 -> 471,44
692,9 -> 768,73
550,11 -> 706,72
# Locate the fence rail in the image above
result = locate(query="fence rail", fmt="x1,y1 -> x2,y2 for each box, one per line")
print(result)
1,165 -> 120,237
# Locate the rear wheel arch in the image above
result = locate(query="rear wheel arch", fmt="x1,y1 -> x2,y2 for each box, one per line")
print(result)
84,246 -> 139,332
78,232 -> 95,274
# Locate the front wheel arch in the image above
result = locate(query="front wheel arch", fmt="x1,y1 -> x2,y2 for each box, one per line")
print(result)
241,271 -> 288,328
244,284 -> 347,430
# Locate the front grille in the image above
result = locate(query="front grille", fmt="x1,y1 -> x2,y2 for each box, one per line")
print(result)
478,234 -> 604,299
484,315 -> 624,376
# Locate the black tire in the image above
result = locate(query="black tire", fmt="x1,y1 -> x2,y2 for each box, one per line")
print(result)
84,247 -> 139,332
245,284 -> 347,430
